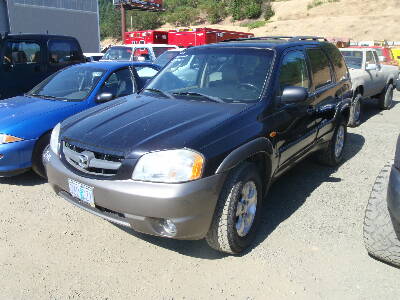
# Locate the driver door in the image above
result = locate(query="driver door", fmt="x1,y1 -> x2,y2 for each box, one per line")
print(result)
1,39 -> 43,98
96,68 -> 136,102
276,50 -> 317,166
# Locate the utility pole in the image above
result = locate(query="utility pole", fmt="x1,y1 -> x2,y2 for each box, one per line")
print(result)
120,4 -> 126,41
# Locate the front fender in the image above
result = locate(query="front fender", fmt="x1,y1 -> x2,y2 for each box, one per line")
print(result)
216,137 -> 274,174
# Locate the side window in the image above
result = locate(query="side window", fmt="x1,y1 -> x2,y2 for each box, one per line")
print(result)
48,39 -> 82,65
133,47 -> 151,61
366,51 -> 376,65
373,52 -> 380,65
99,68 -> 135,98
3,41 -> 41,65
279,51 -> 310,93
323,44 -> 348,81
307,48 -> 333,90
135,66 -> 159,78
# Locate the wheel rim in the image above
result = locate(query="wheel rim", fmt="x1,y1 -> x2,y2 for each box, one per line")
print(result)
335,125 -> 345,158
235,181 -> 258,237
354,99 -> 361,121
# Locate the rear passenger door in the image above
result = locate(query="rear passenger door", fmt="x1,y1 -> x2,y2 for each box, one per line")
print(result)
305,47 -> 338,139
277,50 -> 317,165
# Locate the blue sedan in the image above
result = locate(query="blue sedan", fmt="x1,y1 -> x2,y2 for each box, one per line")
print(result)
0,61 -> 161,178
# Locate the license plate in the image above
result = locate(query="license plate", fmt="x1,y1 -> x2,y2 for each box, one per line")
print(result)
68,179 -> 95,207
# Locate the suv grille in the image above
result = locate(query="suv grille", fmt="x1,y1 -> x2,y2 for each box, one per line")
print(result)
63,142 -> 124,177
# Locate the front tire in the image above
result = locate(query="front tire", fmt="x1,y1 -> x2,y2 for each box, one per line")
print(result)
348,93 -> 362,127
32,133 -> 50,179
363,163 -> 400,267
316,122 -> 347,167
379,83 -> 394,110
206,162 -> 263,254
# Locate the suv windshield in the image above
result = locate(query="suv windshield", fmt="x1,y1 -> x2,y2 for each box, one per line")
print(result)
145,48 -> 274,103
28,65 -> 106,101
102,46 -> 132,61
154,50 -> 181,67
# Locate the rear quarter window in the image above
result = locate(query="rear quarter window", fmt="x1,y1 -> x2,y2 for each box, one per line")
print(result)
48,39 -> 83,65
323,43 -> 348,81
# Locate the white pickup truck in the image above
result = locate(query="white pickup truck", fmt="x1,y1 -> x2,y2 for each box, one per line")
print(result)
340,48 -> 400,127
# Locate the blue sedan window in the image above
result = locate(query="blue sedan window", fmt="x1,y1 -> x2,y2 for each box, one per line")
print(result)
28,66 -> 106,101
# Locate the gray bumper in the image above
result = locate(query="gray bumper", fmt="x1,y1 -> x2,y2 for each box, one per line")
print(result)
388,165 -> 400,224
45,150 -> 227,240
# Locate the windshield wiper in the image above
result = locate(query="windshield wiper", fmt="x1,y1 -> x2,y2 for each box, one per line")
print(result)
173,92 -> 225,103
29,94 -> 64,100
144,88 -> 175,99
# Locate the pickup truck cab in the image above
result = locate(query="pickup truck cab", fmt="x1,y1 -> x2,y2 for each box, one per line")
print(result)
340,48 -> 400,127
0,34 -> 85,99
101,44 -> 179,63
46,37 -> 352,254
350,46 -> 398,66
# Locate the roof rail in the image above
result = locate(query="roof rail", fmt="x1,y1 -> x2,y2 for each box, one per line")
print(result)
220,36 -> 328,43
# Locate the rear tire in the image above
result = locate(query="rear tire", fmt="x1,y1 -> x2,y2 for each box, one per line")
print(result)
316,122 -> 347,167
363,163 -> 400,267
348,93 -> 362,127
206,162 -> 263,254
32,133 -> 51,179
379,83 -> 394,110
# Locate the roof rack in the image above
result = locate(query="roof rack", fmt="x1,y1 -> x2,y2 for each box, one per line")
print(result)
220,36 -> 328,43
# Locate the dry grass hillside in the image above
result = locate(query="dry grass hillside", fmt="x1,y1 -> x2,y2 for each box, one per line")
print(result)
160,0 -> 400,41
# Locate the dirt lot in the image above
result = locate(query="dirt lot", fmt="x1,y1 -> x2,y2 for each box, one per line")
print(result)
1,94 -> 400,299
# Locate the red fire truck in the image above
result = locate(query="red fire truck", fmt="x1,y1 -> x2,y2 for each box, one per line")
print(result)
124,30 -> 168,44
123,28 -> 254,47
168,28 -> 254,47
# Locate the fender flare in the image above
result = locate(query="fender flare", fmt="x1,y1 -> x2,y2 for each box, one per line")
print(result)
333,98 -> 351,124
216,137 -> 274,174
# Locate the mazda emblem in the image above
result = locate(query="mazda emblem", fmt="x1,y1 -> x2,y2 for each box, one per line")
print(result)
78,154 -> 90,169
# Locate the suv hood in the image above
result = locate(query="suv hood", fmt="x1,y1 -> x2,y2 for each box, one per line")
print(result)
61,94 -> 247,157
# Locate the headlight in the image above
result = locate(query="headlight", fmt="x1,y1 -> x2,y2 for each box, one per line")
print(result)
132,149 -> 204,183
0,134 -> 23,144
50,123 -> 61,155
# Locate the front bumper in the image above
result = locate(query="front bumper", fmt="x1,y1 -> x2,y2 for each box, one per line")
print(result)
45,149 -> 227,240
396,79 -> 400,92
388,165 -> 400,224
0,139 -> 36,177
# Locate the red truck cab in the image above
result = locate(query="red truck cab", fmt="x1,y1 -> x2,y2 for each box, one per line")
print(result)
124,30 -> 168,45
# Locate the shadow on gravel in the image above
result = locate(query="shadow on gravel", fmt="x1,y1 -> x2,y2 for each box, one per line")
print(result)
248,132 -> 365,255
114,132 -> 365,259
360,98 -> 399,125
0,171 -> 45,186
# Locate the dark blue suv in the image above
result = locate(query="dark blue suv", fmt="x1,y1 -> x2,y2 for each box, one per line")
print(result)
45,36 -> 352,254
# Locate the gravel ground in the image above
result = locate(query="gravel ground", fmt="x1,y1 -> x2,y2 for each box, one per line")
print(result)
1,93 -> 400,299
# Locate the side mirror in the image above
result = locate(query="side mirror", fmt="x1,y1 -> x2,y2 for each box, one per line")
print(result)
281,86 -> 308,103
96,92 -> 114,103
366,63 -> 377,71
